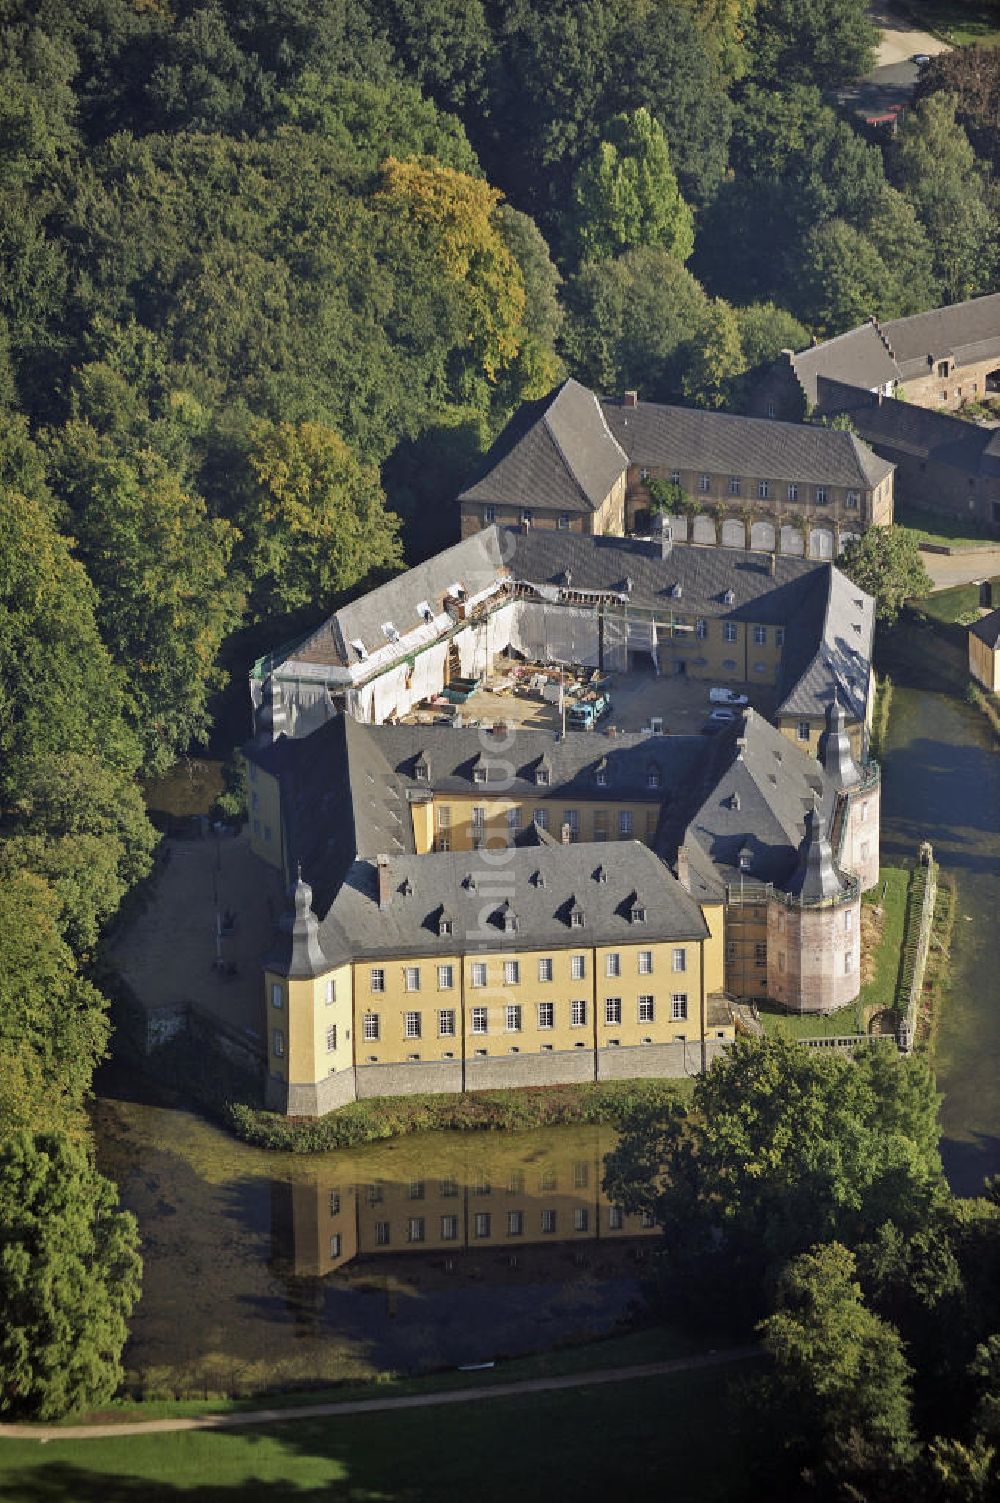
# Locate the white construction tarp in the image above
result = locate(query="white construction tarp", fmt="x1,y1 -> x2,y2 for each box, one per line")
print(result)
507,603 -> 600,667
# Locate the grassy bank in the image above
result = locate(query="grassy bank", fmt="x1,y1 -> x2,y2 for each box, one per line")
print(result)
227,1077 -> 694,1153
0,1351 -> 759,1503
891,0 -> 1000,47
896,504 -> 999,550
918,874 -> 957,1060
967,681 -> 1000,740
869,672 -> 894,760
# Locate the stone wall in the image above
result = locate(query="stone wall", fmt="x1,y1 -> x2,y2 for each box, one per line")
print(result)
356,1058 -> 464,1099
596,1039 -> 729,1079
272,1067 -> 359,1116
463,1047 -> 596,1091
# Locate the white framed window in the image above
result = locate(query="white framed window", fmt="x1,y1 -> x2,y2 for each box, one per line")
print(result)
787,483 -> 798,502
606,953 -> 621,978
438,964 -> 454,990
845,909 -> 854,932
723,622 -> 737,643
506,806 -> 520,832
574,1208 -> 589,1232
471,1006 -> 488,1034
329,1190 -> 340,1215
541,1209 -> 557,1234
638,995 -> 654,1022
816,487 -> 827,505
504,960 -> 520,986
776,627 -> 785,647
596,766 -> 608,787
699,473 -> 710,492
508,1210 -> 524,1236
758,480 -> 769,499
270,982 -> 284,1010
609,1205 -> 624,1230
272,1029 -> 284,1058
325,978 -> 336,1006
483,505 -> 496,523
671,993 -> 688,1021
766,400 -> 776,418
370,967 -> 385,993
571,954 -> 586,981
797,721 -> 811,741
538,957 -> 553,982
440,1177 -> 459,1198
618,810 -> 632,837
672,948 -> 686,973
471,962 -> 487,987
564,809 -> 579,835
472,800 -> 486,822
326,1025 -> 337,1052
534,806 -> 548,830
844,951 -> 853,974
558,513 -> 570,530
571,999 -> 587,1027
647,768 -> 660,789
605,998 -> 622,1025
695,619 -> 707,639
404,1011 -> 422,1039
570,909 -> 585,929
441,1215 -> 459,1241
846,491 -> 859,510
753,625 -> 766,645
638,950 -> 653,975
405,966 -> 420,992
438,1009 -> 456,1037
538,1002 -> 554,1029
573,1161 -> 589,1188
474,1211 -> 491,1237
375,1221 -> 390,1246
329,1234 -> 342,1258
363,1013 -> 380,1042
408,1217 -> 425,1243
729,477 -> 741,495
505,1004 -> 522,1032
640,1210 -> 655,1229
436,804 -> 451,829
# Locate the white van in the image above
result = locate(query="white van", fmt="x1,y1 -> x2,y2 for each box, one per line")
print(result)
709,687 -> 749,706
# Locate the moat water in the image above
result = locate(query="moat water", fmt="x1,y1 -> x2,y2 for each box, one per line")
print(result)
93,658 -> 1000,1392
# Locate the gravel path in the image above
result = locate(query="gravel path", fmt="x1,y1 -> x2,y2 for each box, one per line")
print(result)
0,1347 -> 761,1444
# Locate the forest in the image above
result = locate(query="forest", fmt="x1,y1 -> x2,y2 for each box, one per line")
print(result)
1,0 -> 999,1420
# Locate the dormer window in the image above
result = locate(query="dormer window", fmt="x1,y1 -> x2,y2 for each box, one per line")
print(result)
670,583 -> 682,599
501,902 -> 518,934
738,846 -> 753,872
595,758 -> 608,788
473,765 -> 488,785
631,904 -> 647,924
594,865 -> 607,884
416,600 -> 433,623
570,908 -> 585,929
730,792 -> 741,811
531,870 -> 545,888
723,589 -> 735,606
381,621 -> 400,643
647,766 -> 661,790
414,755 -> 429,782
438,914 -> 453,937
400,878 -> 413,896
535,762 -> 550,787
350,638 -> 368,661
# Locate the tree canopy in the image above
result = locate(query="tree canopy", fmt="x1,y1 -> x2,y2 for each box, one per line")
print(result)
838,526 -> 933,624
568,108 -> 694,266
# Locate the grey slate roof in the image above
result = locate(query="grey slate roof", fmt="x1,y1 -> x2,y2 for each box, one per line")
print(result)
458,378 -> 628,515
790,323 -> 900,407
507,527 -> 819,622
882,294 -> 1000,377
314,842 -> 709,968
657,709 -> 843,893
600,395 -> 893,490
844,396 -> 1000,482
970,607 -> 1000,650
775,565 -> 874,723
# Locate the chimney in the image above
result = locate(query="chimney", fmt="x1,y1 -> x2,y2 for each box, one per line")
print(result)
376,854 -> 391,910
676,846 -> 690,892
624,389 -> 639,408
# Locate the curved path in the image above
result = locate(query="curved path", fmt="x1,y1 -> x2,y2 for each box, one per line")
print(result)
0,1347 -> 760,1444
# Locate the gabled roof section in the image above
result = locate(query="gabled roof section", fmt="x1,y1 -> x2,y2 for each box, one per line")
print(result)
882,293 -> 1000,376
600,394 -> 893,490
777,566 -> 874,722
458,378 -> 628,514
789,323 -> 901,408
970,607 -> 1000,650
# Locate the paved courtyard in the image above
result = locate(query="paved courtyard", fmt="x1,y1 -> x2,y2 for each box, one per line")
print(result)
403,668 -> 776,739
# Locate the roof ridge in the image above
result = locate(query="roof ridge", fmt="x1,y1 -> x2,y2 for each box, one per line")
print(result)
543,380 -> 625,510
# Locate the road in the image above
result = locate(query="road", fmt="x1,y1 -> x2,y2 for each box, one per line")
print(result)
923,548 -> 1000,590
0,1347 -> 761,1444
869,1 -> 951,65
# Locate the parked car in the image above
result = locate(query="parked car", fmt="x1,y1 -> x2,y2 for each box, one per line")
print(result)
913,52 -> 930,64
708,708 -> 736,723
708,687 -> 749,706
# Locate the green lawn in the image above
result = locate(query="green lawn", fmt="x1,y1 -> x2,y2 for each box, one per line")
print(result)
896,505 -> 998,551
757,865 -> 911,1041
0,1359 -> 761,1503
917,583 -> 982,628
860,865 -> 911,1015
893,0 -> 1000,45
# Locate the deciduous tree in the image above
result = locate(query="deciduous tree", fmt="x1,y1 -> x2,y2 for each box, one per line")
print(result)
568,108 -> 693,266
839,525 -> 932,624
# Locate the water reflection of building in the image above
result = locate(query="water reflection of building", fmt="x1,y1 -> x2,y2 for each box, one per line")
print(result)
270,1135 -> 657,1278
